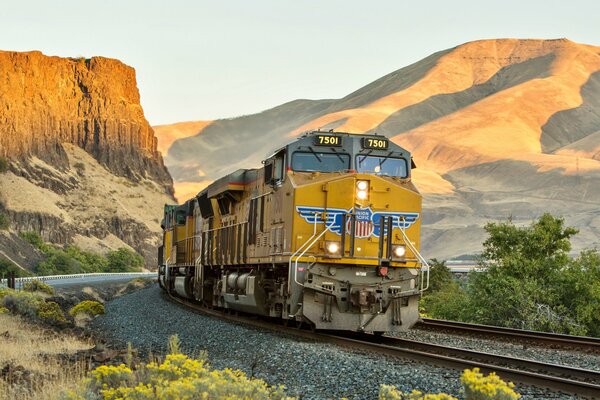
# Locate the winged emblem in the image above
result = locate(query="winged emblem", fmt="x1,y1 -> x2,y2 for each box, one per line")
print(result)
296,206 -> 419,238
295,206 -> 348,235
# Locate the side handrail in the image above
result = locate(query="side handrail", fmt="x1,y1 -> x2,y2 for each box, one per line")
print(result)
288,214 -> 318,290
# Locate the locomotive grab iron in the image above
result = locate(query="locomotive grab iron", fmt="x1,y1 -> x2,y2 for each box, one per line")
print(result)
158,131 -> 429,333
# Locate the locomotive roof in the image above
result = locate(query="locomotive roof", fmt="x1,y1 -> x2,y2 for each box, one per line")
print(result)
265,130 -> 411,159
195,130 -> 413,202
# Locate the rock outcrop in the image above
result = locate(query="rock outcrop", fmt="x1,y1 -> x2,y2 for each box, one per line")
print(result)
0,50 -> 175,267
0,50 -> 172,193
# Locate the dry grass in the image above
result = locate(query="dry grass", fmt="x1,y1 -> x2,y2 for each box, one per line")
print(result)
0,314 -> 93,400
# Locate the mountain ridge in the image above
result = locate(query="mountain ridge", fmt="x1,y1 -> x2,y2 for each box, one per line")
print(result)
156,38 -> 600,258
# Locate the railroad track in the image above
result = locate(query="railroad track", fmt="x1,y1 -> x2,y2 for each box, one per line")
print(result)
166,294 -> 600,399
419,318 -> 600,352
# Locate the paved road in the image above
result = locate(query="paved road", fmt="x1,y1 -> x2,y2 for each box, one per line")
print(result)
7,273 -> 155,290
48,273 -> 154,288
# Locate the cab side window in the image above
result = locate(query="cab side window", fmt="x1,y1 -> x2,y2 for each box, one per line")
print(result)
273,152 -> 284,181
265,150 -> 286,185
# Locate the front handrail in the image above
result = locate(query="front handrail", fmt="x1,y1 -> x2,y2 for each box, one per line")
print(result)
397,217 -> 430,293
288,212 -> 336,288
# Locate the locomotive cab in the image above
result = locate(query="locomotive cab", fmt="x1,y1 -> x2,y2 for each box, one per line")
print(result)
282,132 -> 426,331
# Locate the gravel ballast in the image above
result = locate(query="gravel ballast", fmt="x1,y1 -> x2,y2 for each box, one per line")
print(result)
92,284 -> 584,399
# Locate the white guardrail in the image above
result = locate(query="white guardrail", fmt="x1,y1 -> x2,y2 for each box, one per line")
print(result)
0,272 -> 155,287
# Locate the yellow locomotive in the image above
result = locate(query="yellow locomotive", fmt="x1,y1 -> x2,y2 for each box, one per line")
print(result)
158,131 -> 429,333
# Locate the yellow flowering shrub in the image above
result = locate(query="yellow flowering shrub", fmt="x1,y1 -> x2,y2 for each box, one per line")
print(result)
88,364 -> 134,391
379,369 -> 519,400
0,288 -> 12,300
0,306 -> 8,314
69,300 -> 105,317
37,301 -> 67,323
63,352 -> 295,400
379,386 -> 458,399
461,368 -> 520,400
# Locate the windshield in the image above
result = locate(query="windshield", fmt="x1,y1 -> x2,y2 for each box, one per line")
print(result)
292,151 -> 350,172
356,155 -> 408,177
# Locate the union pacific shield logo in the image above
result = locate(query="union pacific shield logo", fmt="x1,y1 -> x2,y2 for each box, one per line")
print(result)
296,206 -> 419,238
347,207 -> 374,238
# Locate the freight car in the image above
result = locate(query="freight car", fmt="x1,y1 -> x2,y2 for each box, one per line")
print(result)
158,131 -> 429,333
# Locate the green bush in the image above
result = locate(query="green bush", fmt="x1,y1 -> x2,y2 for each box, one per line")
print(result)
66,245 -> 109,273
0,306 -> 8,314
69,300 -> 105,317
24,232 -> 145,275
0,289 -> 68,324
1,290 -> 44,318
0,156 -> 8,173
0,212 -> 9,230
19,231 -> 45,249
106,248 -> 144,272
422,214 -> 600,337
37,301 -> 67,323
36,250 -> 83,275
421,280 -> 470,321
23,279 -> 55,295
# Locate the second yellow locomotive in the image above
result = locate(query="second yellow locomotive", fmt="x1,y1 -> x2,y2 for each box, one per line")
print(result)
158,131 -> 429,333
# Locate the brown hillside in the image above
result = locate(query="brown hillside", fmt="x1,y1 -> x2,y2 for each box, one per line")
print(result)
0,51 -> 174,267
156,38 -> 600,258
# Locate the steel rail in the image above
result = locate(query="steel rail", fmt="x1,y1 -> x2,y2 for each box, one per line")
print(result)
419,318 -> 600,352
355,334 -> 600,383
165,293 -> 600,398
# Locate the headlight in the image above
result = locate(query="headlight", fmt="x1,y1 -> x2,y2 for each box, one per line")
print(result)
392,245 -> 406,258
325,241 -> 341,257
356,180 -> 369,200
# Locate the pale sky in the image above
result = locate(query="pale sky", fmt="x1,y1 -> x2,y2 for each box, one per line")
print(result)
1,0 -> 599,125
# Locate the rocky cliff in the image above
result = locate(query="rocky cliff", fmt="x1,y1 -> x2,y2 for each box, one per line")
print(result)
0,50 -> 174,267
0,51 -> 172,193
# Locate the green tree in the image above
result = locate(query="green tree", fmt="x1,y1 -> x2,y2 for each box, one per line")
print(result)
36,250 -> 83,275
0,258 -> 31,278
467,214 -> 583,333
106,248 -> 144,272
65,246 -> 109,272
558,250 -> 600,337
426,258 -> 453,293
